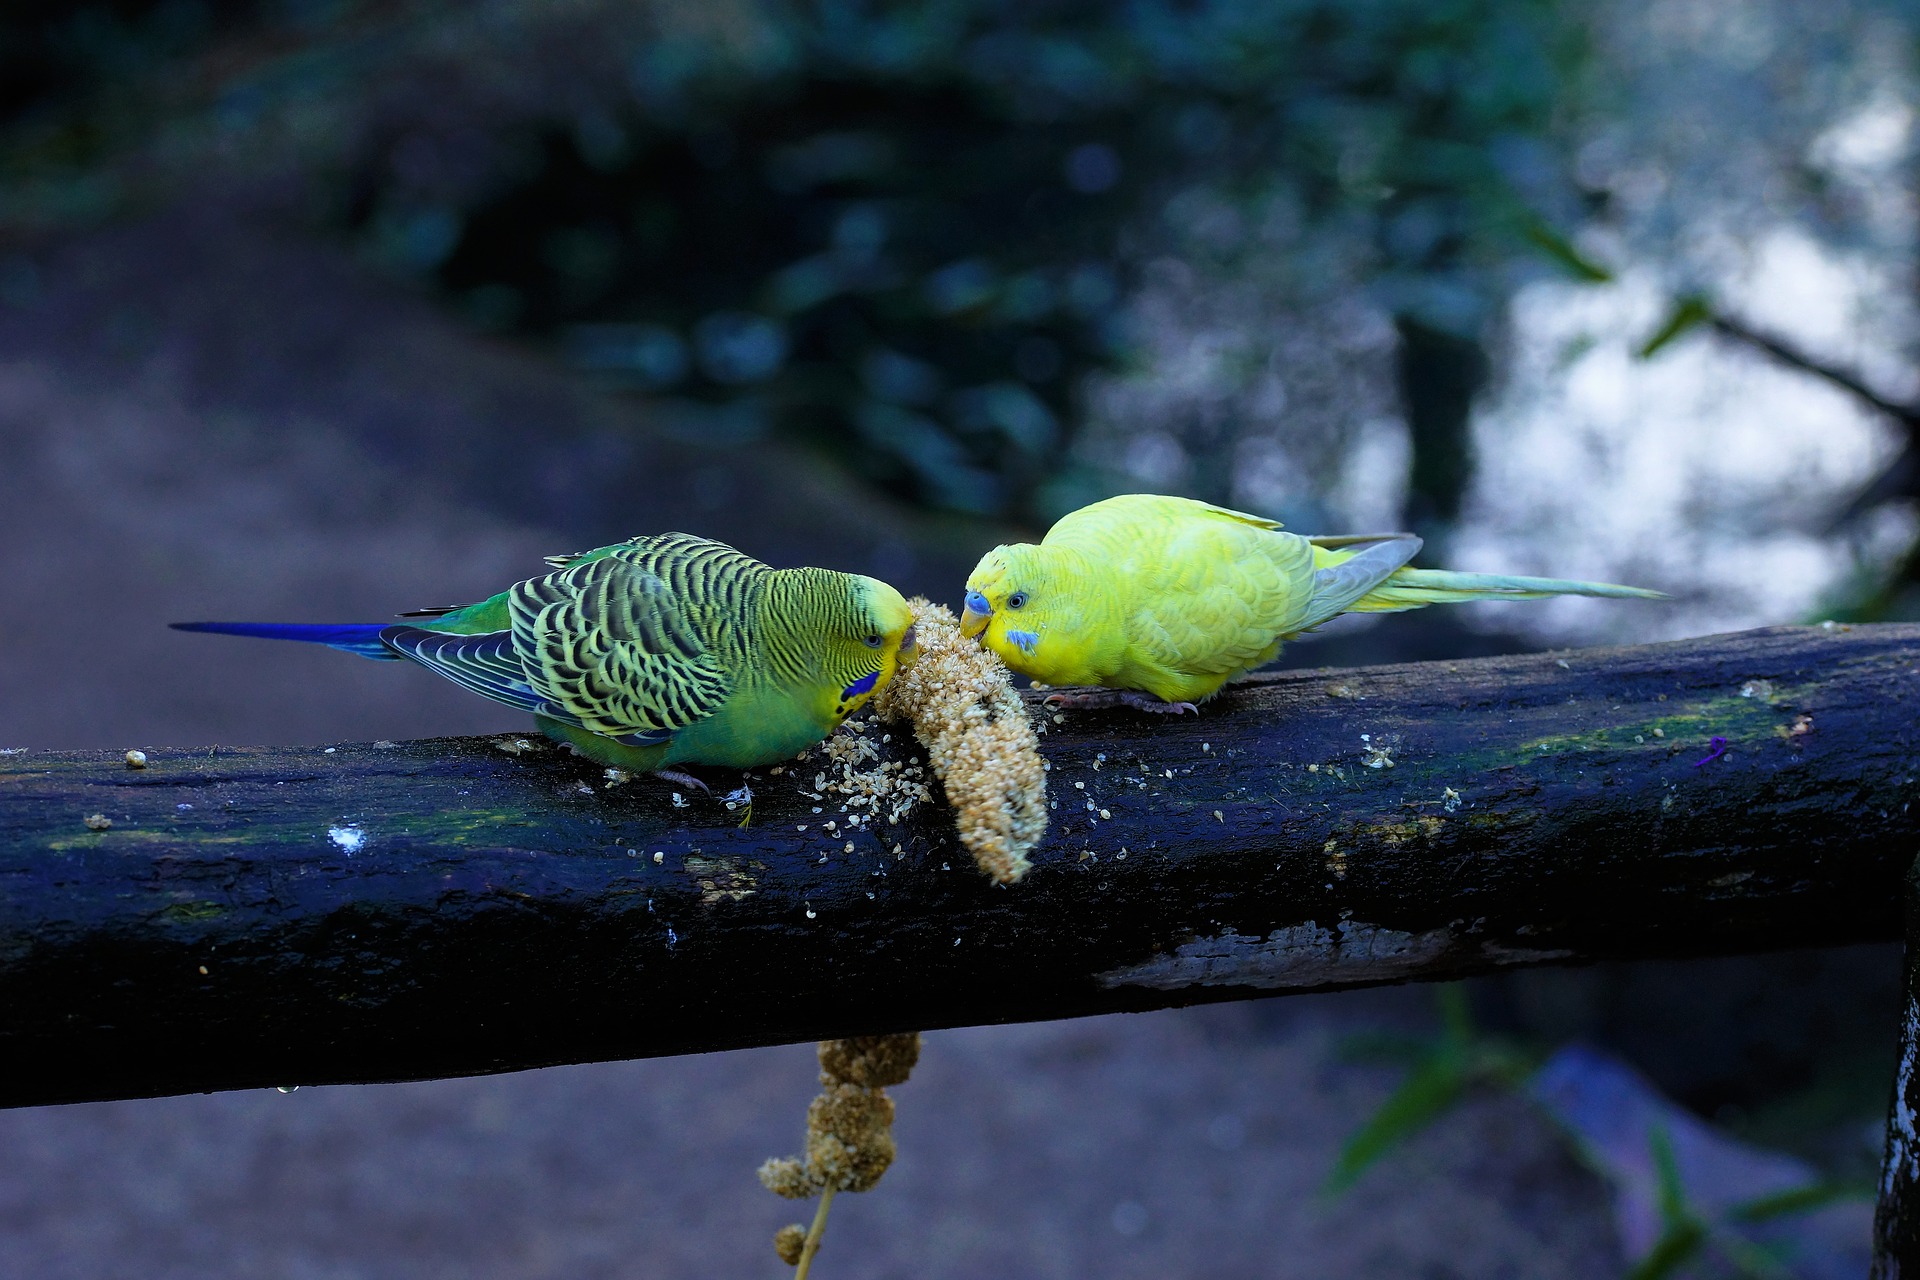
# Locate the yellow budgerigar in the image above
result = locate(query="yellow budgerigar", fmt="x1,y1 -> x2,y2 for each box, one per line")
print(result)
960,494 -> 1663,713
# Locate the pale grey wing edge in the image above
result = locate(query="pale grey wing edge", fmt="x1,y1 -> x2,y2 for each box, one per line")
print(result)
1292,535 -> 1424,634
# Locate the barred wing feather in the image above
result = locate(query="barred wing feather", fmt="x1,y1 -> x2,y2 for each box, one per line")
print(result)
509,552 -> 731,740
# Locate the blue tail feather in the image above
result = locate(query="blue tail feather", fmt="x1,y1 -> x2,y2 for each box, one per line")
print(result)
170,621 -> 401,661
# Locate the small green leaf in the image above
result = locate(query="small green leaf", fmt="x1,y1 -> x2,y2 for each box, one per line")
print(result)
1728,1179 -> 1872,1223
1714,1231 -> 1795,1280
1626,1220 -> 1708,1280
1324,985 -> 1537,1196
1639,296 -> 1714,358
1525,222 -> 1614,283
1323,1056 -> 1467,1195
1649,1124 -> 1690,1228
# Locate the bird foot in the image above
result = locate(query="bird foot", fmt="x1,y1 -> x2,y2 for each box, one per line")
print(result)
651,768 -> 712,795
1042,688 -> 1198,716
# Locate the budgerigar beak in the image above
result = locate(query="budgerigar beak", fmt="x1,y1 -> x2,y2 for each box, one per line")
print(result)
897,624 -> 918,667
959,591 -> 992,639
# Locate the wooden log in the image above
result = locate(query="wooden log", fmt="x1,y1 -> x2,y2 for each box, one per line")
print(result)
1,623 -> 1917,1109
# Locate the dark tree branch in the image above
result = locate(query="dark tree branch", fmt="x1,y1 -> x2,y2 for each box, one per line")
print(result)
2,624 -> 1918,1110
1702,313 -> 1920,562
1707,313 -> 1920,433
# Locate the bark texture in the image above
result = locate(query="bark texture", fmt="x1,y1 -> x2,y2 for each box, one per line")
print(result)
1875,855 -> 1920,1279
2,623 -> 1916,1108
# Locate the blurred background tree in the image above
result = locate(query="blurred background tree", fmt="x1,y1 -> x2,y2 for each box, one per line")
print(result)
5,0 -> 1910,630
0,1 -> 1637,524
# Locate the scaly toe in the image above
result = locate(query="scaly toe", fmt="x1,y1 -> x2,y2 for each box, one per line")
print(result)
1122,691 -> 1197,715
651,768 -> 712,795
1042,688 -> 1198,716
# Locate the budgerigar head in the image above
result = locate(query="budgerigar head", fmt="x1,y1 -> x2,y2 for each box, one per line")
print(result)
803,572 -> 918,723
961,543 -> 1059,676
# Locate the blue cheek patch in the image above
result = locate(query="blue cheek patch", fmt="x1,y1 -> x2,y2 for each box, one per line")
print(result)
1006,629 -> 1039,655
841,670 -> 880,700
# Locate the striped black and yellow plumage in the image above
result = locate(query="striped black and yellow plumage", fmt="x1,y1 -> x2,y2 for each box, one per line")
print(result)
176,533 -> 918,774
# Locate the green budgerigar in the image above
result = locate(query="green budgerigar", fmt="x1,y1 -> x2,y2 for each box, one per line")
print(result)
960,493 -> 1663,713
176,534 -> 918,784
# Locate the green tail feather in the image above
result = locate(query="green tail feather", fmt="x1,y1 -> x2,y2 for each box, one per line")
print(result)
1349,568 -> 1667,614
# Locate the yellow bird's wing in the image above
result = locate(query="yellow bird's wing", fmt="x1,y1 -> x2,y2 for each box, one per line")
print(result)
1035,497 -> 1427,698
1045,492 -> 1284,544
1046,498 -> 1316,686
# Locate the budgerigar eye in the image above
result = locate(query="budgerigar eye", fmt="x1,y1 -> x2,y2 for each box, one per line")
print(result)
1007,592 -> 1028,609
862,633 -> 884,648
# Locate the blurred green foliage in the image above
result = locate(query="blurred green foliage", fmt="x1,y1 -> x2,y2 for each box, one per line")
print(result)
1331,988 -> 1876,1278
1325,984 -> 1536,1194
327,0 -> 1594,521
0,1 -> 261,126
3,0 -> 1911,616
1626,1124 -> 1867,1280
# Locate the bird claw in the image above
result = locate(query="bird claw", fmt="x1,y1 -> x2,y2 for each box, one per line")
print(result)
1042,688 -> 1199,716
651,768 -> 712,795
